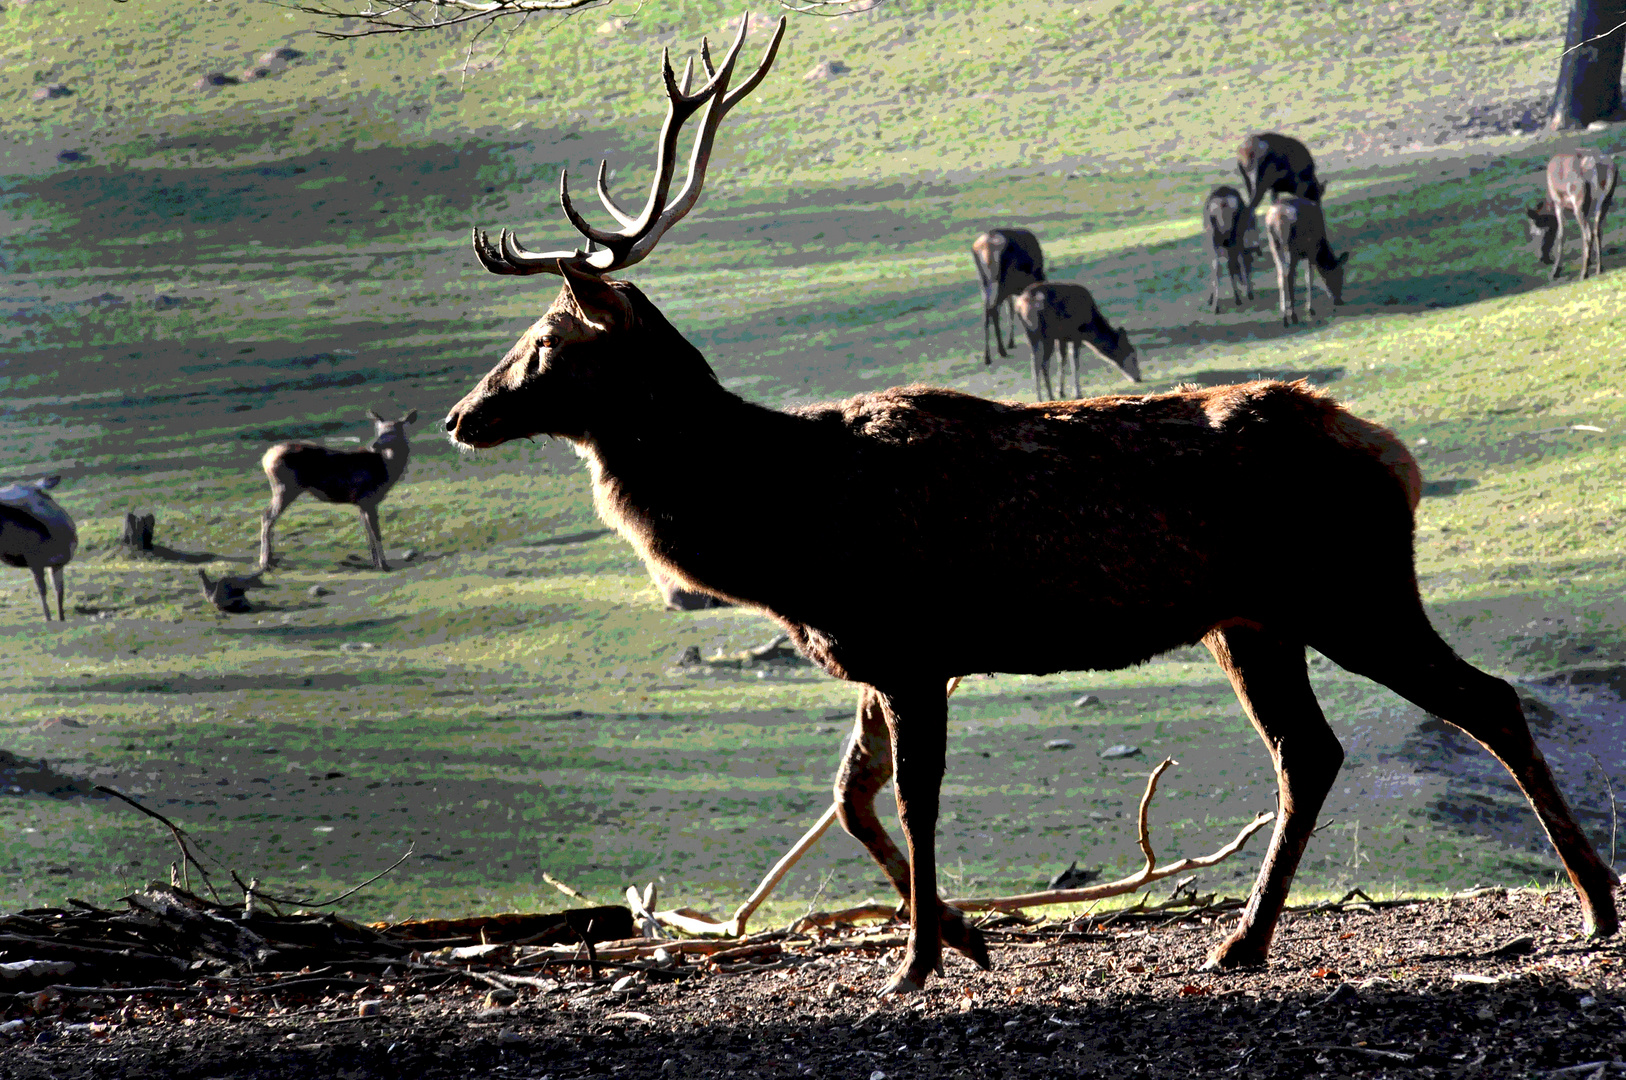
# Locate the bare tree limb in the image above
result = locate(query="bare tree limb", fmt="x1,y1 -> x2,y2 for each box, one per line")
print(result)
96,786 -> 223,904
280,0 -> 883,37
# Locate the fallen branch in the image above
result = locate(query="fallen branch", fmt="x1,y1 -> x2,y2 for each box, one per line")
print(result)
231,846 -> 414,910
95,786 -> 222,903
947,759 -> 1272,913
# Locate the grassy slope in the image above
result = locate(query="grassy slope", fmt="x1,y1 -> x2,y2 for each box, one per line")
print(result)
0,0 -> 1622,924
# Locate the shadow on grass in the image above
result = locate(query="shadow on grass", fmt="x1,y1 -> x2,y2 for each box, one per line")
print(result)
38,669 -> 431,694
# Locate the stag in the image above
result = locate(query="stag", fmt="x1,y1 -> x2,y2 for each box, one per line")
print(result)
1237,132 -> 1324,210
1204,185 -> 1258,313
1525,151 -> 1618,281
259,409 -> 418,572
1011,281 -> 1139,401
0,476 -> 76,621
444,19 -> 1618,995
971,229 -> 1045,365
1263,196 -> 1349,327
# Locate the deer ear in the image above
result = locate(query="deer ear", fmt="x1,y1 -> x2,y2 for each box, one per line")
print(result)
559,262 -> 634,332
37,475 -> 61,490
366,409 -> 385,422
402,409 -> 419,425
1335,252 -> 1350,267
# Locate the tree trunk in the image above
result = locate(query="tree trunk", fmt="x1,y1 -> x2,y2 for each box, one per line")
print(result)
1551,0 -> 1626,129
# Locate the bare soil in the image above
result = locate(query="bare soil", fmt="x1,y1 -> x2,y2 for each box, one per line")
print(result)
4,889 -> 1623,1079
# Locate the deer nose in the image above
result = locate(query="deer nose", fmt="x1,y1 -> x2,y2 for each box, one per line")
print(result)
442,410 -> 458,434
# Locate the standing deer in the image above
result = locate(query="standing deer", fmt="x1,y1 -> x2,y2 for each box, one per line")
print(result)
444,19 -> 1617,996
259,409 -> 418,572
1203,185 -> 1258,313
1011,281 -> 1140,401
0,476 -> 76,621
1237,132 -> 1324,210
1263,196 -> 1349,327
1525,151 -> 1618,280
971,229 -> 1045,365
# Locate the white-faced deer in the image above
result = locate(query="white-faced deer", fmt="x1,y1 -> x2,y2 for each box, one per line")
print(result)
0,475 -> 77,621
258,409 -> 418,572
971,229 -> 1045,365
1263,196 -> 1349,327
1525,151 -> 1618,280
1204,185 -> 1258,313
1237,132 -> 1325,210
444,18 -> 1618,996
1011,281 -> 1139,400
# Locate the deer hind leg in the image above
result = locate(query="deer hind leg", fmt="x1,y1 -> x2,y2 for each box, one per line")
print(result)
1313,612 -> 1619,939
1303,254 -> 1316,319
1004,296 -> 1018,351
1552,207 -> 1568,280
1276,253 -> 1297,327
1201,624 -> 1343,969
1031,338 -> 1052,402
359,504 -> 389,571
1208,253 -> 1224,313
49,565 -> 65,621
27,563 -> 51,621
872,677 -> 952,994
837,686 -> 989,972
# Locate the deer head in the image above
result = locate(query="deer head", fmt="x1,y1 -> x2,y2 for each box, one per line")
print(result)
446,16 -> 785,450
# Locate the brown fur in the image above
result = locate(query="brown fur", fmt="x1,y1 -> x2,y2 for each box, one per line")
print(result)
1011,281 -> 1140,400
445,271 -> 1618,994
1525,151 -> 1618,280
1237,132 -> 1324,210
971,229 -> 1045,365
1263,197 -> 1349,327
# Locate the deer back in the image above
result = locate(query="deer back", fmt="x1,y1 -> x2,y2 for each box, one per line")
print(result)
268,444 -> 393,504
1238,133 -> 1322,206
0,479 -> 77,566
971,229 -> 1045,299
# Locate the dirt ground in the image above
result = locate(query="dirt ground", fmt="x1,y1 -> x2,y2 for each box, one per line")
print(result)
3,888 -> 1622,1080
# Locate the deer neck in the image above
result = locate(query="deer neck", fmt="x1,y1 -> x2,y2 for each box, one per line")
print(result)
376,442 -> 411,484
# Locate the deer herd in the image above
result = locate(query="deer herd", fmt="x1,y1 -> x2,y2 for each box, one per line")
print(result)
5,17 -> 1621,998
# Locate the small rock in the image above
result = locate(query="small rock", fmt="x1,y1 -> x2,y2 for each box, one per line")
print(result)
401,548 -> 419,562
1099,744 -> 1142,759
1072,694 -> 1100,707
32,83 -> 72,101
1313,982 -> 1359,1008
1044,738 -> 1076,751
611,975 -> 639,993
55,149 -> 85,163
675,645 -> 702,667
596,17 -> 629,33
652,947 -> 672,965
498,1027 -> 524,1044
1588,120 -> 1614,131
308,585 -> 331,598
474,1008 -> 508,1020
869,1071 -> 887,1080
0,1019 -> 23,1036
482,989 -> 517,1008
1414,436 -> 1429,447
814,724 -> 837,735
1490,934 -> 1535,957
193,72 -> 239,89
804,59 -> 849,81
660,1061 -> 678,1075
357,1000 -> 381,1016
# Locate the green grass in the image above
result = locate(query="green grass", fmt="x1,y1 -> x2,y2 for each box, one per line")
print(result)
0,0 -> 1619,928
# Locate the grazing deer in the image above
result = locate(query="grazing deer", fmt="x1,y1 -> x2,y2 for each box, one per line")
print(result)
444,19 -> 1618,995
971,229 -> 1045,365
1525,151 -> 1618,280
1204,185 -> 1258,313
259,410 -> 418,572
0,476 -> 76,621
1011,281 -> 1140,401
1263,196 -> 1349,327
1237,133 -> 1324,210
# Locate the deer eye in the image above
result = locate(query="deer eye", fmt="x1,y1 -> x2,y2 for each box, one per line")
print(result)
539,333 -> 560,350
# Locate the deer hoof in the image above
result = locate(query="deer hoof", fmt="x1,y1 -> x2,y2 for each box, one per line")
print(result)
878,972 -> 925,997
1582,901 -> 1620,939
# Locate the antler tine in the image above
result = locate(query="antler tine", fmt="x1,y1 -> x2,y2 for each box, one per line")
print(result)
471,16 -> 782,280
616,16 -> 786,270
595,160 -> 638,229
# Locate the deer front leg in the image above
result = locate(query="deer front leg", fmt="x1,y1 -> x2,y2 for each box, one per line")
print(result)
49,565 -> 65,622
1303,256 -> 1316,319
259,494 -> 293,572
837,686 -> 989,973
1208,254 -> 1223,313
1275,253 -> 1296,327
359,504 -> 390,571
28,563 -> 50,621
1201,625 -> 1342,968
874,679 -> 950,995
